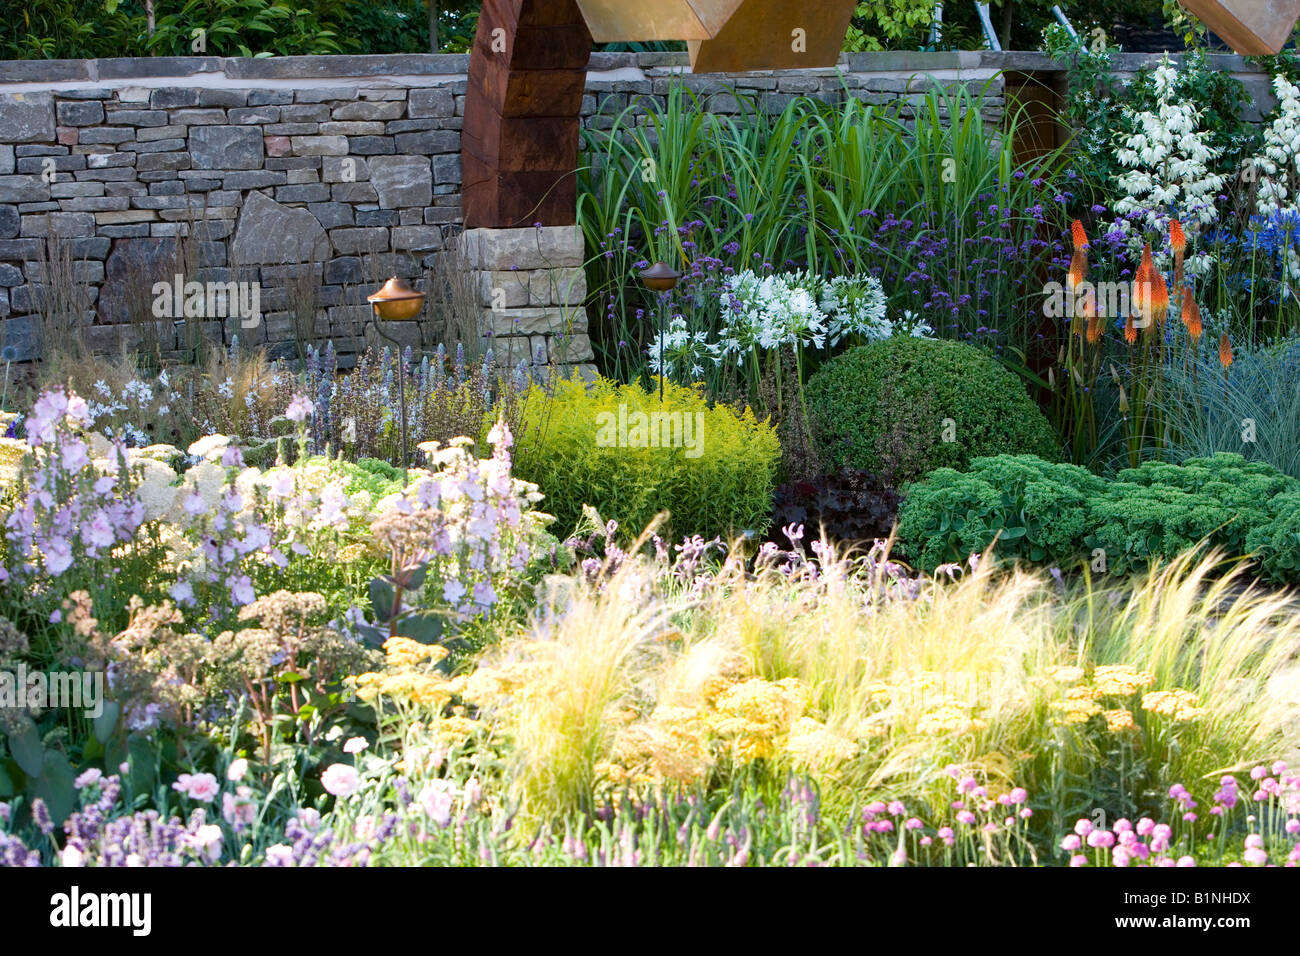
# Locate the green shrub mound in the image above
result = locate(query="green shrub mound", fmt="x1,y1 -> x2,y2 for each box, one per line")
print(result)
896,452 -> 1300,581
804,337 -> 1060,484
513,376 -> 781,541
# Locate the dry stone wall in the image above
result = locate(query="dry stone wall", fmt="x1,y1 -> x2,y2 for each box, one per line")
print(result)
0,51 -> 1274,374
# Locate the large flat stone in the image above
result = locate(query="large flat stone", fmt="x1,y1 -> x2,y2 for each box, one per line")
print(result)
229,190 -> 329,265
97,236 -> 181,324
0,93 -> 55,143
367,155 -> 431,209
190,125 -> 264,170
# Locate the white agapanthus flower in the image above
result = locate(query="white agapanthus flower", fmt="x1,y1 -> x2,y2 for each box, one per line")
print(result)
645,315 -> 720,381
1112,57 -> 1224,275
817,274 -> 890,347
719,270 -> 829,361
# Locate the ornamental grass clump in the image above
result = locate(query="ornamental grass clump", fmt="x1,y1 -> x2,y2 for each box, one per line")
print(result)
430,538 -> 1300,832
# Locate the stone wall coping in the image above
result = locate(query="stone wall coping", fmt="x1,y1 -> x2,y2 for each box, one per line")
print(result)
0,50 -> 1268,91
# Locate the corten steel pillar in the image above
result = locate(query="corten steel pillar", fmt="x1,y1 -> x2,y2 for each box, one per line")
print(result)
462,1 -> 594,228
460,0 -> 858,229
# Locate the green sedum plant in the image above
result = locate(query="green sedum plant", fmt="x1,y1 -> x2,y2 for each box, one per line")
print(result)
894,454 -> 1103,572
897,452 -> 1300,582
513,376 -> 780,541
805,337 -> 1060,485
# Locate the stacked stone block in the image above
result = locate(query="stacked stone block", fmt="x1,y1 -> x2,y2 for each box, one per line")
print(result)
460,225 -> 595,381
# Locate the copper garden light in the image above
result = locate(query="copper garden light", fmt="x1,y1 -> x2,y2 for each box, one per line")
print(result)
367,276 -> 426,469
639,262 -> 682,402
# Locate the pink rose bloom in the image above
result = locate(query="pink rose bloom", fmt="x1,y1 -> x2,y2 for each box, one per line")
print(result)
227,758 -> 248,782
321,763 -> 361,797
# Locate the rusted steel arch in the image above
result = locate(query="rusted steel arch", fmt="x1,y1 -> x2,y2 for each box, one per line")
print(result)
462,1 -> 594,228
460,0 -> 859,228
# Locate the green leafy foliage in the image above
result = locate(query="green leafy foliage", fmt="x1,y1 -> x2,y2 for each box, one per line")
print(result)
513,376 -> 780,542
897,452 -> 1300,581
805,337 -> 1060,485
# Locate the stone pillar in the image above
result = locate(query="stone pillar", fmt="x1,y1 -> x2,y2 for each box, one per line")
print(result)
459,224 -> 596,381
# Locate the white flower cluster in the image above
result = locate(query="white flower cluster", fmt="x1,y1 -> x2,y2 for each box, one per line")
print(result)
1254,75 -> 1300,217
646,270 -> 922,380
1112,58 -> 1224,273
719,270 -> 829,356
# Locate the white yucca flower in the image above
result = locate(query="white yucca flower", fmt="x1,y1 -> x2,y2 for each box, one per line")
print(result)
1112,57 -> 1225,271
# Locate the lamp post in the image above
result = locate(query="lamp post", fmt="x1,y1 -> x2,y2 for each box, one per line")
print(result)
638,262 -> 681,402
367,276 -> 427,470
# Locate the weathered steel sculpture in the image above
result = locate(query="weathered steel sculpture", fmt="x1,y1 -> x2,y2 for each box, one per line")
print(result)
461,0 -> 1300,229
462,0 -> 859,228
1178,0 -> 1300,56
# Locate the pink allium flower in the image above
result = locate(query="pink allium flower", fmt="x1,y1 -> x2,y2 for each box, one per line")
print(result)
1286,819 -> 1300,835
956,810 -> 976,825
1244,847 -> 1268,865
1008,787 -> 1028,805
1087,829 -> 1115,849
1251,765 -> 1267,780
1074,818 -> 1094,836
320,763 -> 361,797
1245,834 -> 1264,850
1113,818 -> 1132,833
887,800 -> 906,816
1177,856 -> 1197,867
1069,854 -> 1087,867
904,817 -> 923,830
1112,846 -> 1131,867
1061,834 -> 1082,851
1273,761 -> 1287,776
1136,817 -> 1155,836
1019,807 -> 1033,819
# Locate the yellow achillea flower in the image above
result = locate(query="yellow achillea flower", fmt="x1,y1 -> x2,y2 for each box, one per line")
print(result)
785,717 -> 858,768
1092,664 -> 1155,697
1103,709 -> 1136,732
383,636 -> 449,669
707,677 -> 807,762
1141,689 -> 1204,721
433,715 -> 483,742
1051,685 -> 1102,724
